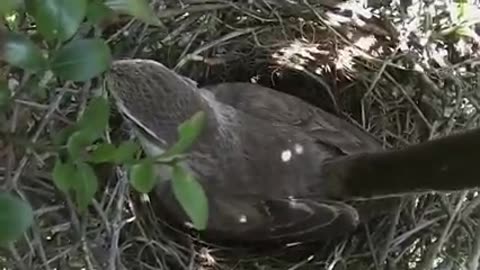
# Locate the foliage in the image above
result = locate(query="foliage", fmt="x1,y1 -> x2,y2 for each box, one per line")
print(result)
0,193 -> 33,247
0,0 -> 209,249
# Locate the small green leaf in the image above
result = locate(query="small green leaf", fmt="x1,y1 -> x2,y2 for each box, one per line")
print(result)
50,38 -> 112,82
171,165 -> 208,230
29,0 -> 87,41
129,161 -> 156,193
0,192 -> 34,246
73,162 -> 98,212
67,130 -> 97,160
52,158 -> 76,192
88,143 -> 116,163
77,96 -> 110,137
0,0 -> 22,16
456,0 -> 468,21
163,111 -> 206,157
114,141 -> 139,164
455,26 -> 477,39
1,31 -> 46,73
105,0 -> 161,26
86,0 -> 113,24
52,125 -> 77,146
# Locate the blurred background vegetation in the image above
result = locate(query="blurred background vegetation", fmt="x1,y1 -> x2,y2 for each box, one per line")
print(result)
2,0 -> 480,269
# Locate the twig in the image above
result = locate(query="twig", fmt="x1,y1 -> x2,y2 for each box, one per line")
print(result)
174,27 -> 258,70
364,224 -> 381,270
467,220 -> 480,270
378,199 -> 404,265
417,191 -> 468,270
107,168 -> 130,270
9,91 -> 65,189
8,243 -> 28,270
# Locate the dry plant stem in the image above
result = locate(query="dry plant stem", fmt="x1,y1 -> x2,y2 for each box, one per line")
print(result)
364,45 -> 401,99
5,89 -> 65,270
92,200 -> 112,235
43,244 -> 78,266
4,73 -> 33,189
81,233 -> 96,270
232,2 -> 278,23
14,99 -> 50,110
123,197 -> 190,268
417,191 -> 468,270
176,19 -> 204,65
378,199 -> 403,265
467,220 -> 480,270
385,72 -> 432,131
187,245 -> 197,270
107,169 -> 130,270
159,15 -> 200,45
364,224 -> 381,270
9,91 -> 65,188
156,3 -> 230,19
287,255 -> 315,270
31,222 -> 53,270
361,45 -> 401,127
66,196 -> 81,236
392,216 -> 445,253
8,243 -> 28,270
326,241 -> 347,270
461,195 -> 480,218
174,27 -> 258,70
128,23 -> 150,58
106,18 -> 136,44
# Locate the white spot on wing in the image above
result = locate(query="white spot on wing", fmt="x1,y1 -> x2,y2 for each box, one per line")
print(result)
288,200 -> 314,214
281,150 -> 292,162
294,143 -> 304,154
239,215 -> 247,223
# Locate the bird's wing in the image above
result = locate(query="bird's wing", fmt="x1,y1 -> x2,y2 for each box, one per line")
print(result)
203,82 -> 383,155
154,181 -> 359,244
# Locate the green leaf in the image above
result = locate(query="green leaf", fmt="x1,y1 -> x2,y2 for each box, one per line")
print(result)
86,0 -> 113,25
50,38 -> 112,82
29,0 -> 87,41
77,96 -> 110,137
1,31 -> 46,73
129,161 -> 156,193
455,26 -> 477,39
87,143 -> 116,163
72,162 -> 98,212
105,0 -> 161,26
0,192 -> 34,246
52,125 -> 77,146
67,130 -> 97,160
171,165 -> 208,230
52,158 -> 76,192
456,0 -> 468,21
114,141 -> 139,164
163,111 -> 206,157
0,0 -> 22,16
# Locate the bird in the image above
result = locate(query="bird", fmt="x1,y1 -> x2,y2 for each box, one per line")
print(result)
104,58 -> 480,245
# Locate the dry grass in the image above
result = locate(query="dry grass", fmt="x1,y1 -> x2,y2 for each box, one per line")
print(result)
3,0 -> 480,269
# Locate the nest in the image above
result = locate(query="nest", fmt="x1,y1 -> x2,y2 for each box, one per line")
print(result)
3,0 -> 480,269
